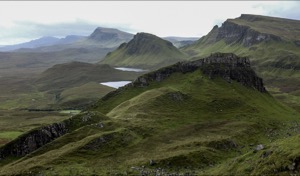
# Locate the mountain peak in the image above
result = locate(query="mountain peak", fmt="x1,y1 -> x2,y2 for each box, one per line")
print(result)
88,27 -> 133,41
100,32 -> 186,69
124,32 -> 174,55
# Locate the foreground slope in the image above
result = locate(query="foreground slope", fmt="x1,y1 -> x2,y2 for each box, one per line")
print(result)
100,32 -> 187,69
183,14 -> 300,110
0,53 -> 299,175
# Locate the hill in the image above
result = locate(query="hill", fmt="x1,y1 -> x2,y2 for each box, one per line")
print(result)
100,32 -> 187,69
1,53 -> 299,175
0,36 -> 84,52
182,14 -> 300,111
34,62 -> 143,108
87,27 -> 134,48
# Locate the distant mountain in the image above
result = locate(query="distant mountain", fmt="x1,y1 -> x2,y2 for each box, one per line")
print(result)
182,14 -> 300,111
14,27 -> 134,53
164,36 -> 198,48
0,36 -> 84,52
87,27 -> 134,47
100,32 -> 187,69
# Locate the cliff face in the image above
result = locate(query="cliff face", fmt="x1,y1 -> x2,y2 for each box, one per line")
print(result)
131,53 -> 266,92
216,21 -> 281,47
0,111 -> 107,159
101,53 -> 266,102
0,123 -> 67,158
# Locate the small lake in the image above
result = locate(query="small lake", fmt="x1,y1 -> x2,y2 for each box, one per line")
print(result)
115,67 -> 148,72
100,81 -> 132,89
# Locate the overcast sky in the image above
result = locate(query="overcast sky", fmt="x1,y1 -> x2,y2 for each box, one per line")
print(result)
0,1 -> 299,45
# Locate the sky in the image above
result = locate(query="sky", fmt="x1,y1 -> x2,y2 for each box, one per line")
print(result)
0,1 -> 300,45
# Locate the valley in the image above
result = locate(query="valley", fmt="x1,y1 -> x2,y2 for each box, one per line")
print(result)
1,53 -> 299,175
0,12 -> 299,175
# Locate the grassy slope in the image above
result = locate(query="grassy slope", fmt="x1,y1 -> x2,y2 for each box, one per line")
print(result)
0,62 -> 142,110
34,62 -> 142,109
100,33 -> 187,69
182,15 -> 300,111
1,70 -> 299,175
0,110 -> 71,146
229,14 -> 300,41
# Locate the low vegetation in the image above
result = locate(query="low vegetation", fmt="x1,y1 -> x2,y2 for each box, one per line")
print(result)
1,54 -> 299,175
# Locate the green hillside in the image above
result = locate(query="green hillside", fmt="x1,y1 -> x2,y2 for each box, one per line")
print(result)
182,14 -> 300,111
1,53 -> 299,175
34,62 -> 143,109
100,32 -> 187,69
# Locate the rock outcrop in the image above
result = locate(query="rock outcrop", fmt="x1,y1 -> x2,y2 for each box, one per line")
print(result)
130,53 -> 266,92
216,21 -> 281,47
101,53 -> 266,101
0,111 -> 107,159
0,123 -> 67,158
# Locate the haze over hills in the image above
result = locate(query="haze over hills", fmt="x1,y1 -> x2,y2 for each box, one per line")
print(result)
182,14 -> 300,110
1,53 -> 300,175
100,32 -> 187,69
163,36 -> 198,48
0,35 -> 85,52
0,27 -> 198,53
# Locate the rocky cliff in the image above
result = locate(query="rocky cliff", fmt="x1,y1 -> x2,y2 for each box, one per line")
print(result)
101,53 -> 266,101
217,21 -> 281,47
0,111 -> 107,159
132,53 -> 266,92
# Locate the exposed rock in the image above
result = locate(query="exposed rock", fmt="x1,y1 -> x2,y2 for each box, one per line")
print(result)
288,162 -> 296,171
294,40 -> 300,46
254,144 -> 264,152
0,122 -> 67,159
149,159 -> 156,166
216,20 -> 281,47
131,53 -> 266,92
0,111 -> 106,159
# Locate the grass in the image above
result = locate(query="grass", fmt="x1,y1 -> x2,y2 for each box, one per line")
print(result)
182,35 -> 300,112
228,14 -> 300,41
0,110 -> 71,146
100,32 -> 187,69
1,68 -> 299,175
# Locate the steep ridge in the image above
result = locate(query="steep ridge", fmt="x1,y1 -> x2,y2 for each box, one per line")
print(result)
1,53 -> 299,175
0,111 -> 107,159
182,14 -> 300,111
100,32 -> 187,69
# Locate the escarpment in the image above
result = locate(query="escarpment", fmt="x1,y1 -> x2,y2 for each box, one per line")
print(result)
216,20 -> 281,47
0,111 -> 107,159
132,53 -> 266,92
101,53 -> 266,101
